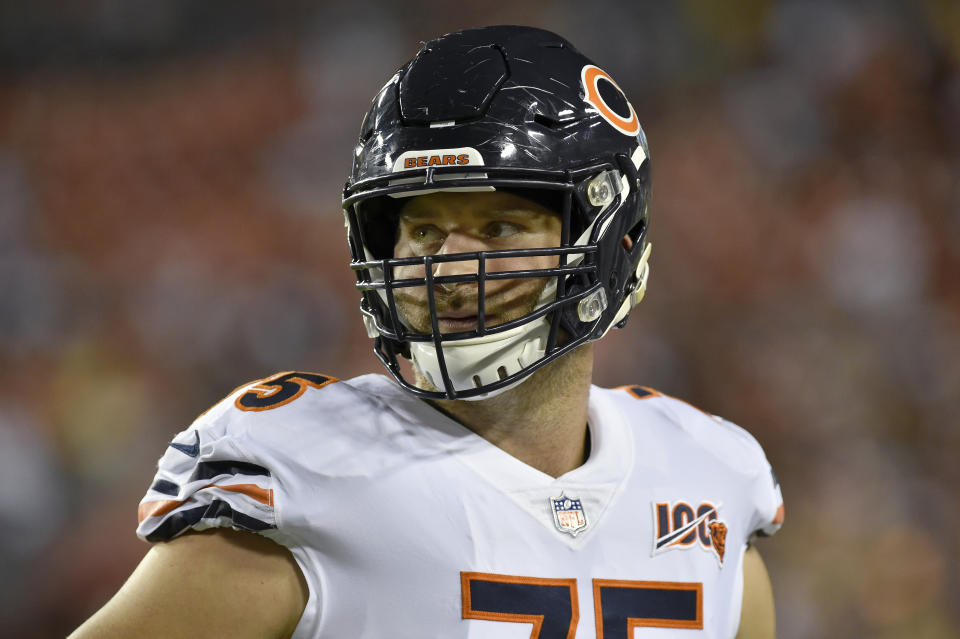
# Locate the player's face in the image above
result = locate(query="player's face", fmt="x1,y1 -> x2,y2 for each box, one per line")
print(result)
392,191 -> 562,334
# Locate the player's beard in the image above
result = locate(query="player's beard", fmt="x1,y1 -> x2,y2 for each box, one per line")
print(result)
393,274 -> 553,335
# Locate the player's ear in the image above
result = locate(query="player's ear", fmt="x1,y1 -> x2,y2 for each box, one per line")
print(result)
622,235 -> 633,251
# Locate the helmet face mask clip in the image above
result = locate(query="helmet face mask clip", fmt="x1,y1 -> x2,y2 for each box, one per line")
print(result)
342,26 -> 652,400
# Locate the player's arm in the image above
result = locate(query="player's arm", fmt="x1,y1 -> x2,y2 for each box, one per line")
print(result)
68,528 -> 308,639
735,545 -> 775,639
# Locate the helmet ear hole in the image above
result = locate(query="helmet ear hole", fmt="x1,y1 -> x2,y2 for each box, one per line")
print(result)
626,219 -> 646,248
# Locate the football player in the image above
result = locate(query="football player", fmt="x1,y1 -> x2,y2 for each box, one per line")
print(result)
71,26 -> 782,638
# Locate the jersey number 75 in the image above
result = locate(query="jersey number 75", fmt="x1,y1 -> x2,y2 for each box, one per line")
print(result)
462,572 -> 702,638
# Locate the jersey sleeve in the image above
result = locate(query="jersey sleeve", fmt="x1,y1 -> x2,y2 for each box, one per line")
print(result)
136,414 -> 277,543
748,462 -> 784,538
694,409 -> 784,539
620,388 -> 786,540
737,424 -> 784,538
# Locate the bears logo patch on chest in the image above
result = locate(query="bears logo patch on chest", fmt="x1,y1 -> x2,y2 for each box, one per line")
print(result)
652,501 -> 728,567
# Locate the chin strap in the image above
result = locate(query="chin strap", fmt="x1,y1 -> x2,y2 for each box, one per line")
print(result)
409,320 -> 553,400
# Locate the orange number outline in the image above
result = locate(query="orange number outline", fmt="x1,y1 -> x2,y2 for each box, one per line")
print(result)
235,371 -> 338,412
461,572 -> 579,639
593,579 -> 703,636
461,573 -> 704,638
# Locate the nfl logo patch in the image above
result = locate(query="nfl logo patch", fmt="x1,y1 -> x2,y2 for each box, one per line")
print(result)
550,493 -> 588,537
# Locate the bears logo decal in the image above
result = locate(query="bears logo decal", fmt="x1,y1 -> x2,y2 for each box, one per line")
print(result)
652,501 -> 728,567
708,520 -> 728,565
581,64 -> 640,137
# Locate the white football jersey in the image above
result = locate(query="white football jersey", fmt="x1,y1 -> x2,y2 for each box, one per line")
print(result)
138,372 -> 783,639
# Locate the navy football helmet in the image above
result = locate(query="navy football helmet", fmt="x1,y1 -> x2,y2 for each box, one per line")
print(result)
342,25 -> 651,400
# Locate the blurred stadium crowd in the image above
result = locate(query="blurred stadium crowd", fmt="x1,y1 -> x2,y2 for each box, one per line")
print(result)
0,1 -> 957,637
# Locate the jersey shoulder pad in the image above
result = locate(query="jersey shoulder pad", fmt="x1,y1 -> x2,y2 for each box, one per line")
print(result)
613,384 -> 784,537
136,371 -> 342,543
613,384 -> 766,473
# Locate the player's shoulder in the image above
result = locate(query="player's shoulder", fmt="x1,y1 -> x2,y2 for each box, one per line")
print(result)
187,371 -> 403,451
598,384 -> 772,476
141,372 -> 405,535
140,372 -> 400,543
199,370 -> 394,424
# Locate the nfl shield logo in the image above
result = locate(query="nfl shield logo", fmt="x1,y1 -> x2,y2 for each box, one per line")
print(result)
550,493 -> 588,537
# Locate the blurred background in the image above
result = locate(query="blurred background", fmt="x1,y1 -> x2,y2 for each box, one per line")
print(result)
0,0 -> 957,637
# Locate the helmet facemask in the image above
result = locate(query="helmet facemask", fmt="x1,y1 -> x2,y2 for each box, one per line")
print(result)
345,161 -> 649,400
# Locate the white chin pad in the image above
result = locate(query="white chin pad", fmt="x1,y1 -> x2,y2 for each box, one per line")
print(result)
410,320 -> 552,399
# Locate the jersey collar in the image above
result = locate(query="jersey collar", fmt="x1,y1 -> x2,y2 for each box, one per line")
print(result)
377,376 -> 635,545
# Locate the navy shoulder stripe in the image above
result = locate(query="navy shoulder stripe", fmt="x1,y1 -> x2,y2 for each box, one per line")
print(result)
190,460 -> 271,482
151,479 -> 180,496
144,499 -> 275,542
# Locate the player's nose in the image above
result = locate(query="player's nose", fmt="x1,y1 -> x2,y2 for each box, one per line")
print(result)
433,232 -> 482,284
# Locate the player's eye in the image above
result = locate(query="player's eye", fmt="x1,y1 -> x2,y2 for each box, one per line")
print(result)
409,224 -> 444,251
484,221 -> 522,239
414,226 -> 440,240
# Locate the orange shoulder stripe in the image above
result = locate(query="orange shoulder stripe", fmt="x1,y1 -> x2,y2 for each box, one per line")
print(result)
772,503 -> 785,526
137,483 -> 274,524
